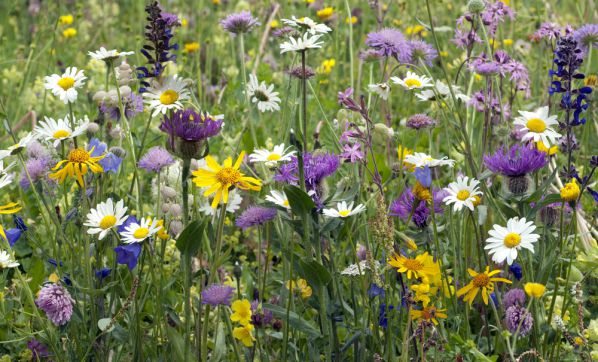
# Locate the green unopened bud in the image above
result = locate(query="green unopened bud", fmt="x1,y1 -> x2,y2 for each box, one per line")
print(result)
467,0 -> 486,13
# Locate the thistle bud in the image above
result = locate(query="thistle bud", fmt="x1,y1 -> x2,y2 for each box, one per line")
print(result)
467,0 -> 486,13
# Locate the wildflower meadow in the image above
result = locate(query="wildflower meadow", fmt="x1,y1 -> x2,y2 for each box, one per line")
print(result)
1,0 -> 598,360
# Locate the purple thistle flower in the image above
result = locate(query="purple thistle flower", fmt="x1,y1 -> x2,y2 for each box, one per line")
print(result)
201,284 -> 234,306
389,188 -> 445,228
220,11 -> 260,35
27,339 -> 51,360
572,24 -> 598,57
160,109 -> 223,159
505,305 -> 533,336
114,243 -> 142,270
484,144 -> 548,177
406,114 -> 436,130
503,288 -> 526,309
408,40 -> 438,66
36,283 -> 75,326
365,28 -> 412,63
138,146 -> 174,173
274,152 -> 340,192
235,206 -> 277,229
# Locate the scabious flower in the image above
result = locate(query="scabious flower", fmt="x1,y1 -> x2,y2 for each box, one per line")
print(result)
389,188 -> 445,228
505,305 -> 533,336
503,288 -> 526,309
408,40 -> 437,66
160,109 -> 223,159
572,24 -> 598,57
406,114 -> 436,130
365,28 -> 412,63
139,146 -> 174,173
36,283 -> 75,326
456,266 -> 512,306
220,11 -> 260,35
485,217 -> 539,265
44,67 -> 86,104
19,155 -> 54,189
201,284 -> 235,306
235,206 -> 277,229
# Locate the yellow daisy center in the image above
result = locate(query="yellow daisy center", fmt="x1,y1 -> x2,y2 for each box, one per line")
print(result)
421,307 -> 435,320
456,189 -> 471,201
526,118 -> 546,133
403,258 -> 424,272
53,129 -> 71,139
133,227 -> 149,239
267,153 -> 281,161
216,167 -> 241,185
473,273 -> 490,288
99,215 -> 117,229
504,232 -> 522,248
68,148 -> 90,163
159,89 -> 179,105
338,210 -> 351,217
57,77 -> 75,90
283,200 -> 290,207
405,78 -> 422,88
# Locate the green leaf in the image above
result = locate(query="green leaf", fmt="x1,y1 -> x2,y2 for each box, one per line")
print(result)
284,186 -> 315,217
175,219 -> 207,256
527,193 -> 563,219
297,257 -> 332,288
263,303 -> 321,339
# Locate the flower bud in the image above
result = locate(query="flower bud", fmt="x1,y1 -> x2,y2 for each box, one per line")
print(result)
161,186 -> 177,199
109,146 -> 126,158
467,0 -> 486,13
86,122 -> 100,135
169,220 -> 183,236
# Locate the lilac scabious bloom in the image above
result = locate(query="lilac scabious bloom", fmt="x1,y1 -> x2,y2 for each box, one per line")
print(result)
114,243 -> 142,270
20,155 -> 54,189
358,48 -> 384,62
160,109 -> 223,159
220,11 -> 260,35
274,152 -> 340,192
27,339 -> 51,360
503,288 -> 526,309
389,188 -> 445,228
235,206 -> 278,230
533,22 -> 563,41
139,146 -> 174,173
101,93 -> 144,120
572,24 -> 598,57
484,144 -> 547,177
408,40 -> 437,66
406,114 -> 436,130
365,28 -> 412,63
201,284 -> 234,306
505,305 -> 533,336
36,283 -> 75,326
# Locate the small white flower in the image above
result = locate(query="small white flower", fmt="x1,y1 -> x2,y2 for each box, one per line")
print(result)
368,83 -> 391,100
119,217 -> 161,244
415,80 -> 470,102
513,106 -> 561,147
265,190 -> 290,209
249,143 -> 295,167
0,133 -> 34,160
403,152 -> 455,168
0,250 -> 19,269
44,67 -> 87,104
323,201 -> 366,218
88,47 -> 134,61
484,217 -> 539,265
442,176 -> 483,212
84,198 -> 128,240
341,260 -> 381,276
246,74 -> 281,112
34,115 -> 89,147
0,161 -> 14,190
143,75 -> 191,117
282,16 -> 331,34
280,33 -> 324,53
391,71 -> 433,90
198,189 -> 243,216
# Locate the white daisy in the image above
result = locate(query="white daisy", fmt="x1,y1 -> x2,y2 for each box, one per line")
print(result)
246,74 -> 281,112
403,152 -> 455,168
322,201 -> 366,218
391,71 -> 433,90
415,80 -> 470,102
265,190 -> 290,209
0,250 -> 19,269
442,176 -> 483,212
249,143 -> 295,167
282,16 -> 331,34
198,189 -> 243,216
513,106 -> 561,147
484,217 -> 539,265
143,75 -> 191,117
0,133 -> 34,160
119,217 -> 161,244
44,67 -> 87,104
280,33 -> 324,53
88,47 -> 134,61
367,83 -> 391,100
0,161 -> 14,190
84,198 -> 128,240
34,115 -> 89,147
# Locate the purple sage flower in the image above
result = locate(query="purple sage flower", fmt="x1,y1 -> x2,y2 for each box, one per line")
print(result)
484,144 -> 547,177
235,206 -> 278,230
220,11 -> 260,35
36,283 -> 75,326
365,28 -> 412,63
503,288 -> 526,309
201,284 -> 235,306
139,146 -> 175,173
505,305 -> 533,336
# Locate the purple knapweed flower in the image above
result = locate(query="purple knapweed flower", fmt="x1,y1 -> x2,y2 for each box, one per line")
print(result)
160,109 -> 223,159
36,283 -> 75,326
484,144 -> 547,177
406,114 -> 436,130
389,188 -> 445,228
274,152 -> 340,192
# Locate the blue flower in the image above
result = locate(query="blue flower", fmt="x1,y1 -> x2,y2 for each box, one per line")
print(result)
95,268 -> 112,281
47,259 -> 64,267
5,228 -> 22,247
88,138 -> 122,174
117,216 -> 138,233
13,215 -> 27,231
378,303 -> 395,328
509,262 -> 523,280
368,283 -> 385,299
114,244 -> 142,270
414,166 -> 432,188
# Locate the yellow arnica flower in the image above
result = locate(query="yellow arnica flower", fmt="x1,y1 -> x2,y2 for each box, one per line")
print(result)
456,267 -> 511,305
410,283 -> 432,306
63,28 -> 77,38
183,42 -> 200,53
48,273 -> 60,283
192,151 -> 261,208
286,279 -> 313,299
318,59 -> 336,74
230,299 -> 252,326
412,182 -> 431,201
49,148 -> 104,186
410,306 -> 447,325
233,323 -> 255,347
270,20 -> 280,29
503,39 -> 513,46
560,179 -> 580,202
345,16 -> 358,24
316,7 -> 334,21
0,202 -> 22,215
585,75 -> 597,87
524,282 -> 546,298
58,15 -> 74,25
388,252 -> 438,280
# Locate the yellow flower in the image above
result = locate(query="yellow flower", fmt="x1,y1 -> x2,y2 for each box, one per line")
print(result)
456,266 -> 511,305
524,282 -> 546,298
48,273 -> 60,283
406,25 -> 425,36
345,16 -> 358,24
316,7 -> 334,21
297,279 -> 312,299
318,59 -> 336,74
181,18 -> 188,27
472,195 -> 482,207
270,20 -> 280,29
405,238 -> 418,251
410,305 -> 447,325
233,323 -> 255,347
58,15 -> 74,25
0,202 -> 22,215
536,141 -> 558,155
560,179 -> 580,202
154,219 -> 170,240
388,252 -> 438,280
62,28 -> 77,38
585,75 -> 597,87
439,51 -> 449,57
503,39 -> 513,46
411,283 -> 432,306
230,299 -> 252,326
49,148 -> 104,186
397,145 -> 414,170
412,182 -> 431,201
183,42 -> 200,53
191,151 -> 261,208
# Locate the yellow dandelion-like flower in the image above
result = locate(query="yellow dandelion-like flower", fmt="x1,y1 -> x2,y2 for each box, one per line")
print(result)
410,305 -> 447,325
183,42 -> 200,53
230,299 -> 252,326
388,252 -> 438,280
560,179 -> 580,202
62,28 -> 77,38
49,147 -> 104,186
58,15 -> 74,25
316,7 -> 334,21
456,266 -> 511,306
233,323 -> 255,347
